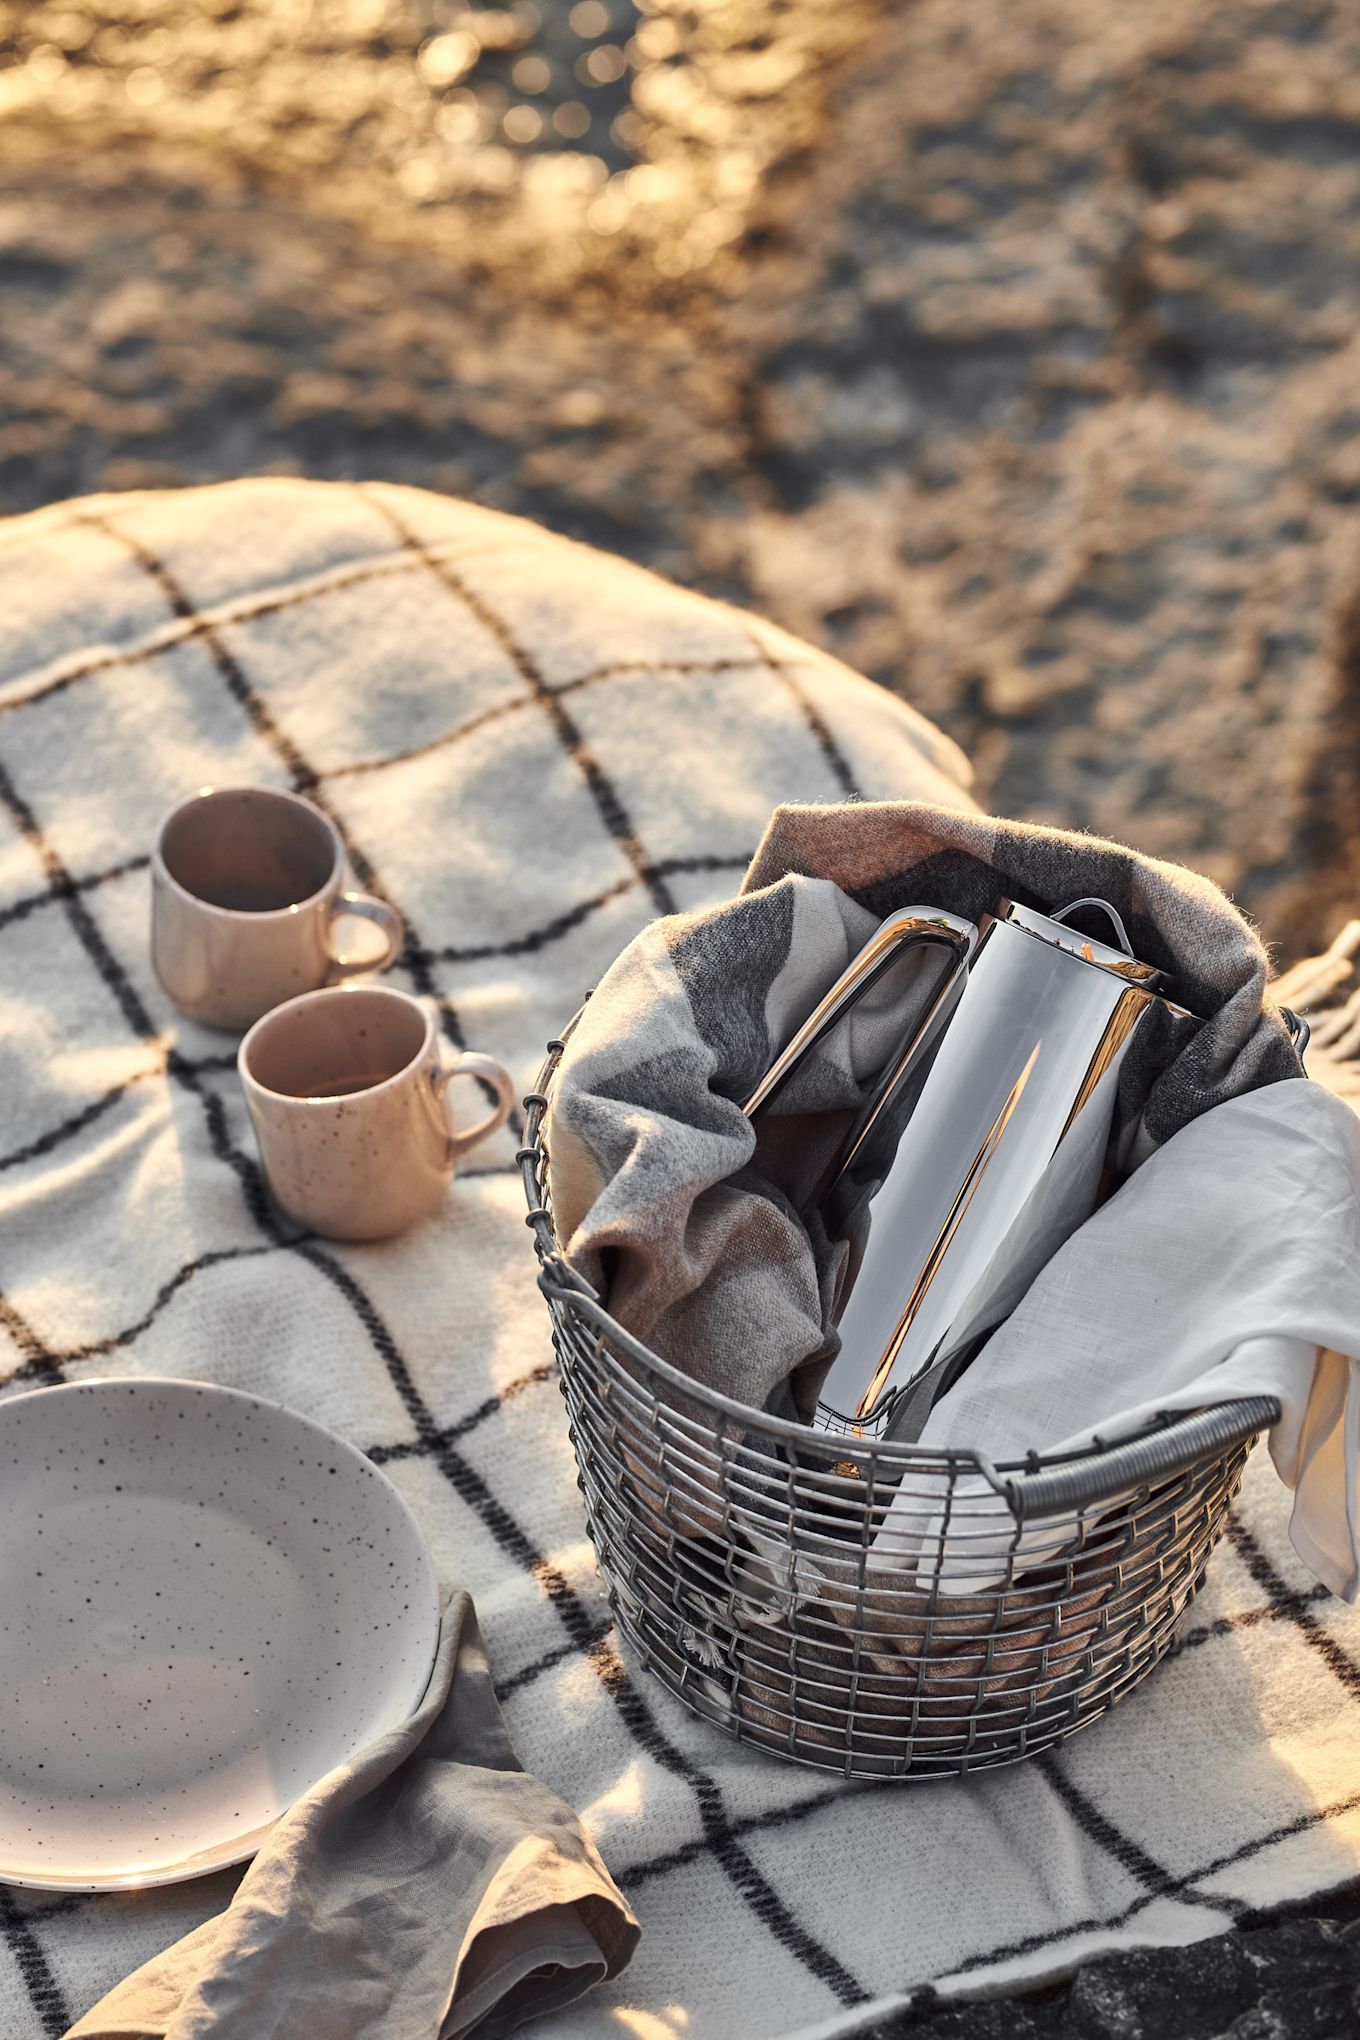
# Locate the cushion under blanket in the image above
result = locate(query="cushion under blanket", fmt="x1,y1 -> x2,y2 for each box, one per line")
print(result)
1,478 -> 1359,2040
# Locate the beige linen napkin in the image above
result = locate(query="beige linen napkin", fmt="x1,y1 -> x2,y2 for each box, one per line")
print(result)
67,1592 -> 638,2040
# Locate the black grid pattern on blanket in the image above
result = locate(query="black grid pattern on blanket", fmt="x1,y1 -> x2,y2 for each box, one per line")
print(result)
0,477 -> 1357,2040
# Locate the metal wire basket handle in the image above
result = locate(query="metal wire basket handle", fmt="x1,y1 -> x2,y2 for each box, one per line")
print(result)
1000,1397 -> 1279,1519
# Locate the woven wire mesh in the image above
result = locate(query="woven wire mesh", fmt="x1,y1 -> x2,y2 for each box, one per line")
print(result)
522,1041 -> 1277,1780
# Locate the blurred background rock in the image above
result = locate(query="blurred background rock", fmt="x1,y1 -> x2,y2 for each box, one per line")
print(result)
0,0 -> 1357,956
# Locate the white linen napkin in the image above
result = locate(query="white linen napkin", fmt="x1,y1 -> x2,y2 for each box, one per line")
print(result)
873,1079 -> 1360,1600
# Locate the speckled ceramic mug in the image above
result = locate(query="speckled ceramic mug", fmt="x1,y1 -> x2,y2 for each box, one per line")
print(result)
152,785 -> 403,1032
239,984 -> 516,1240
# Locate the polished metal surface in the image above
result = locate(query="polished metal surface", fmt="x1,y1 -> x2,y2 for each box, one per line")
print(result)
524,1038 -> 1276,1782
746,898 -> 1184,1440
741,904 -> 977,1118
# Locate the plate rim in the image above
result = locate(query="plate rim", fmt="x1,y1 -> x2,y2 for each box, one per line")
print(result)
0,1374 -> 442,1892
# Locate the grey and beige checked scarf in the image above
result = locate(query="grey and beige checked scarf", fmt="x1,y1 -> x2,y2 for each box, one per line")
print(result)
548,798 -> 1303,1420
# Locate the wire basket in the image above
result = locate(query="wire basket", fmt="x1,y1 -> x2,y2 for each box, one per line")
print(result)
522,1038 -> 1279,1781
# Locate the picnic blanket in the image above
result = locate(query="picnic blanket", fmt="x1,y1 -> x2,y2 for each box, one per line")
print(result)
1,477 -> 1359,2040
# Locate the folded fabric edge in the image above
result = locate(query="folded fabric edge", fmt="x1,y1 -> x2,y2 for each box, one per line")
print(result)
446,1896 -> 640,2040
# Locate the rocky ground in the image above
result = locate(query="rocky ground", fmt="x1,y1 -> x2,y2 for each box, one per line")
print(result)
1,0 -> 1359,954
872,1883 -> 1360,2039
881,1925 -> 1360,2039
1,3 -> 1358,2030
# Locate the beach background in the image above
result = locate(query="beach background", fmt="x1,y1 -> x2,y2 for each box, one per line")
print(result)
0,0 -> 1356,952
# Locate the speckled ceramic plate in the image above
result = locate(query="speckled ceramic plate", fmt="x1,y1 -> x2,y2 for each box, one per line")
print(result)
0,1378 -> 440,1891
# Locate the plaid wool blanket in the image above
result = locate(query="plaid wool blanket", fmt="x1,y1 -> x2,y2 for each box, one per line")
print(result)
2,478 -> 1359,2040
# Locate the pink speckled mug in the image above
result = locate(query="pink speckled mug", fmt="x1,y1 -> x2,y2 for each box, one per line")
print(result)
239,984 -> 515,1240
152,786 -> 403,1032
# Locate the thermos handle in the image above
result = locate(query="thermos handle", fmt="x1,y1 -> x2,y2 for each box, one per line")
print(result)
743,905 -> 979,1118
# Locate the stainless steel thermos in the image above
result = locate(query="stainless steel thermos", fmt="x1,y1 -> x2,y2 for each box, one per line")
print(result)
744,897 -> 1190,1442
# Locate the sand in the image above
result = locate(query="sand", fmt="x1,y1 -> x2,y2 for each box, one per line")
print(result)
1,1 -> 1357,955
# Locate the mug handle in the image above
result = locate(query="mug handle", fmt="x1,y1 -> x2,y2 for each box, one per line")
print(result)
327,891 -> 404,981
435,1050 -> 516,1160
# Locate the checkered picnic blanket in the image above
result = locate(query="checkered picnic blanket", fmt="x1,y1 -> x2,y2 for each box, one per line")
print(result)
1,478 -> 1358,2040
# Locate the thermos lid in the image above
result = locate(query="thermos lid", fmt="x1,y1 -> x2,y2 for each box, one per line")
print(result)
1000,897 -> 1166,990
